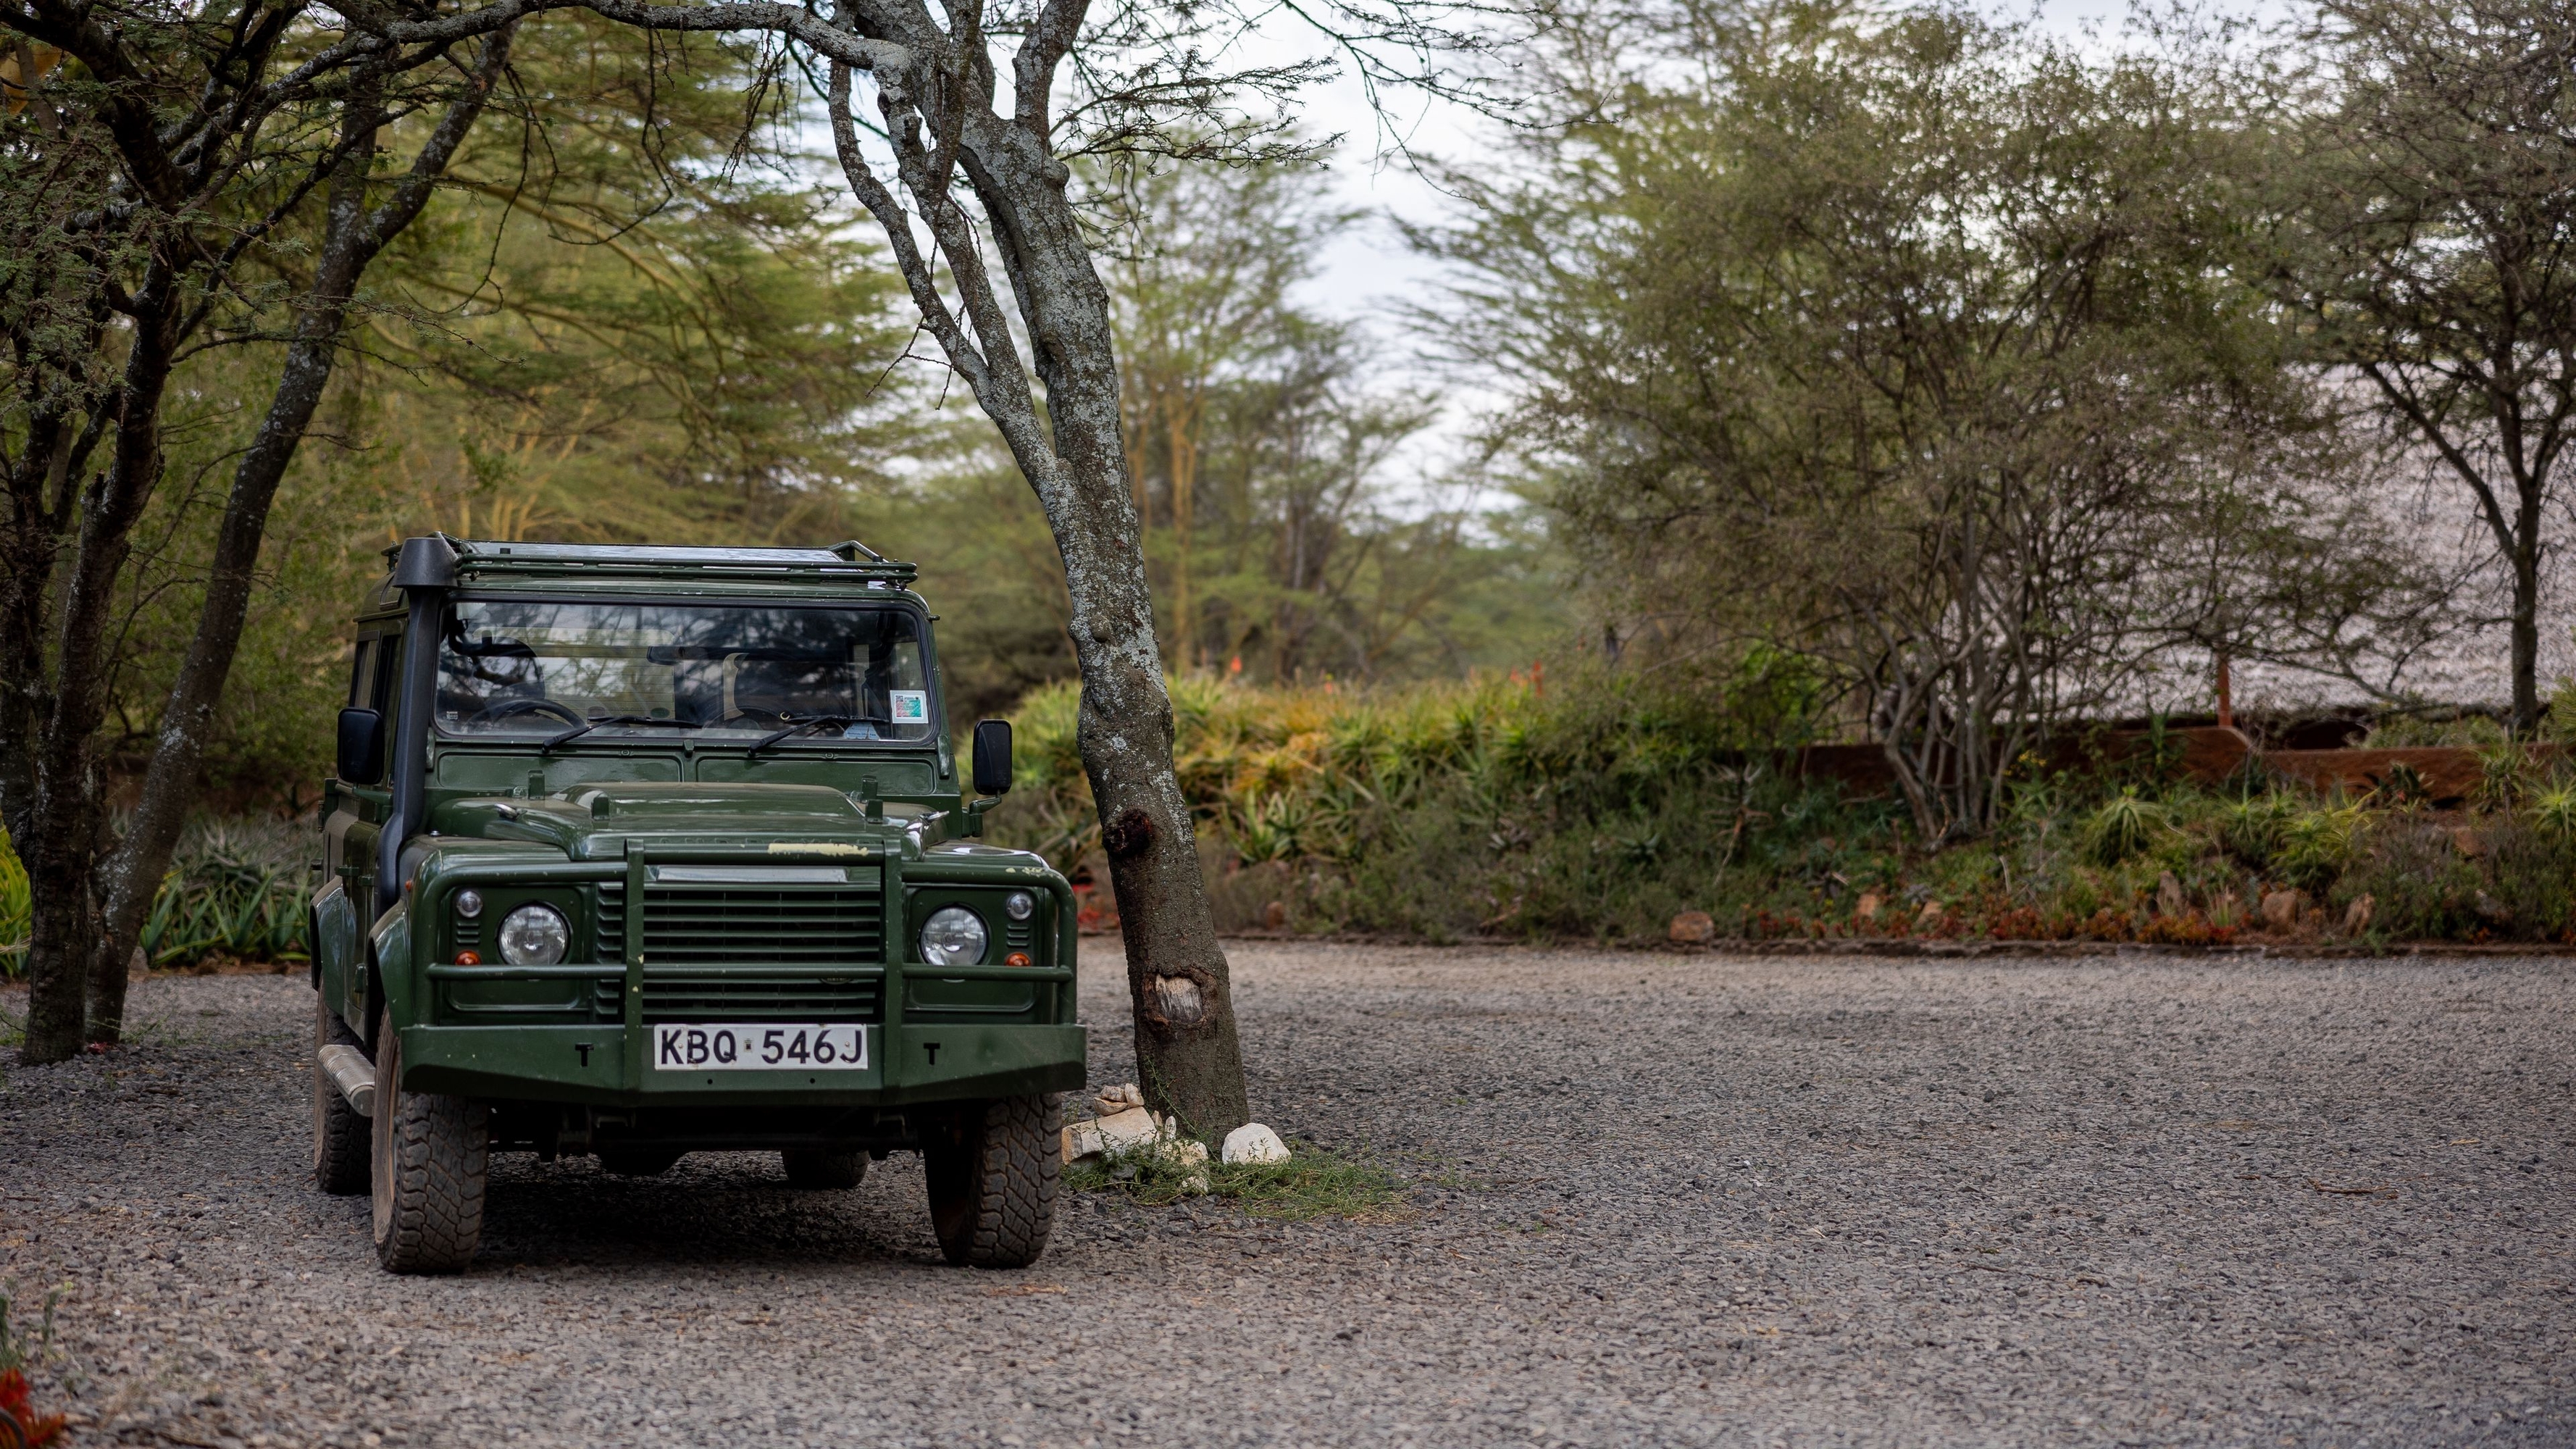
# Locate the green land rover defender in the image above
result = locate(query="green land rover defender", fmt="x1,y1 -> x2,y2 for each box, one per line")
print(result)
309,537 -> 1083,1274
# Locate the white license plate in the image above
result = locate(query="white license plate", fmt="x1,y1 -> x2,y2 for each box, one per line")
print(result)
651,1024 -> 869,1072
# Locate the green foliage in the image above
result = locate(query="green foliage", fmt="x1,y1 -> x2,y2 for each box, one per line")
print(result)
2337,821 -> 2485,939
2475,744 -> 2535,811
2372,761 -> 2433,809
2083,792 -> 2168,866
98,15 -> 928,806
2274,804 -> 2367,893
2548,674 -> 2576,743
2215,793 -> 2296,869
1064,1142 -> 1403,1220
0,829 -> 28,980
139,820 -> 314,968
986,663 -> 2576,946
2528,784 -> 2576,841
2365,714 -> 2508,747
1420,0 -> 2431,836
3,818 -> 312,974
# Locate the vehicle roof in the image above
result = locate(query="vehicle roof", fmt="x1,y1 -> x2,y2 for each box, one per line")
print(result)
361,536 -> 923,617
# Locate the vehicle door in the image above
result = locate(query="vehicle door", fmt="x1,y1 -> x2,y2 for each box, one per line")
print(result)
319,632 -> 396,1027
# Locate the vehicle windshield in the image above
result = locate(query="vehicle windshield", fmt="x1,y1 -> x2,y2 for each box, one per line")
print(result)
435,598 -> 934,743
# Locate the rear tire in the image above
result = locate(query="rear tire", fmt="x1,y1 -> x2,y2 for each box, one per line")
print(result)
597,1147 -> 686,1177
782,1149 -> 866,1190
922,1094 -> 1060,1268
370,1028 -> 488,1274
313,996 -> 370,1195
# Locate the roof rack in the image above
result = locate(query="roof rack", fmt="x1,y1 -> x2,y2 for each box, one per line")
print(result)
378,536 -> 919,585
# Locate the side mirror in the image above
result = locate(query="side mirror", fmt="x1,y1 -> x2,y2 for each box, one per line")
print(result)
971,719 -> 1013,798
337,707 -> 387,786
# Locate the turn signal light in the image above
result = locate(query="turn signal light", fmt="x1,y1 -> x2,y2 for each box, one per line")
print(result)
454,950 -> 482,966
1004,952 -> 1032,967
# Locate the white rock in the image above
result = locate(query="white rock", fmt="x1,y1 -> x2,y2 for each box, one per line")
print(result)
1221,1123 -> 1292,1165
1176,1171 -> 1213,1197
1167,1137 -> 1209,1166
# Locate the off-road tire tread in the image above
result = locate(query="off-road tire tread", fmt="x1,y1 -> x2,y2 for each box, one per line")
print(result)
930,1093 -> 1059,1269
313,997 -> 370,1195
372,1035 -> 488,1274
781,1149 -> 866,1189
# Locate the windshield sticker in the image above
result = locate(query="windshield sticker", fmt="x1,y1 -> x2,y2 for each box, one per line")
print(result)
890,690 -> 929,724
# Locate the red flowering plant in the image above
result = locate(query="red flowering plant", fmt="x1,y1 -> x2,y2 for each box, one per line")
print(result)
0,1289 -> 65,1448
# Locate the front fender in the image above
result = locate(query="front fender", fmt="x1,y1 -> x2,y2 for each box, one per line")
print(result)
314,880 -> 358,1026
370,900 -> 415,1032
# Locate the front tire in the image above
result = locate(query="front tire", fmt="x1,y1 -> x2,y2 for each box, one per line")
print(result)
922,1094 -> 1060,1268
782,1149 -> 866,1190
370,1027 -> 488,1274
313,996 -> 369,1195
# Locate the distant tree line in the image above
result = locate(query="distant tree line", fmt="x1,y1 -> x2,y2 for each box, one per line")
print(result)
1427,0 -> 2576,838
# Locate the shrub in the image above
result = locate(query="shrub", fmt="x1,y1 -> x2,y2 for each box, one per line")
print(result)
2273,804 -> 2366,893
2528,783 -> 2576,841
2474,745 -> 2535,811
140,818 -> 313,968
0,830 -> 28,979
2341,820 -> 2485,940
2481,815 -> 2576,940
2082,791 -> 2167,866
2214,792 -> 2295,869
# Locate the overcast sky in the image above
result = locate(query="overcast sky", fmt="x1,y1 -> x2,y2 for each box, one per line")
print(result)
1278,0 -> 2296,488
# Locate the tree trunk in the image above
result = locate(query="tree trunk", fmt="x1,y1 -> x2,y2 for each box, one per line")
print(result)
2509,490 -> 2543,737
15,270 -> 182,1064
811,33 -> 1253,1136
83,37 -> 507,1042
965,135 -> 1250,1137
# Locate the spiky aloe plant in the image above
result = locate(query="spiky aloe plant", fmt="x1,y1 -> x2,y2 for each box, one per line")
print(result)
2529,784 -> 2576,841
2215,793 -> 2293,869
2083,790 -> 2168,866
2473,745 -> 2533,812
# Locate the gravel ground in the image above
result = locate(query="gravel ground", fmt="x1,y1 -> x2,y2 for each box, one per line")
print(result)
3,944 -> 2571,1448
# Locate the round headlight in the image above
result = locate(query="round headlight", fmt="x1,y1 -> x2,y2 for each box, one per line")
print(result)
1003,890 -> 1035,922
497,903 -> 569,966
919,906 -> 988,966
453,888 -> 484,920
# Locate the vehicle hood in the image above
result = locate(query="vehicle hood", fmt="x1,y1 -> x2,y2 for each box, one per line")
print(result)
437,782 -> 911,861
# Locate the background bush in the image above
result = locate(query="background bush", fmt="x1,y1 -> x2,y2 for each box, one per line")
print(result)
985,669 -> 2576,946
0,819 -> 309,977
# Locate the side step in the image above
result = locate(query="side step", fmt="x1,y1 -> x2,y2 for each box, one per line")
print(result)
318,1044 -> 375,1118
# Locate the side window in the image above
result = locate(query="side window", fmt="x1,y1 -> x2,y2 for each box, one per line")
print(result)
369,638 -> 398,713
348,639 -> 377,709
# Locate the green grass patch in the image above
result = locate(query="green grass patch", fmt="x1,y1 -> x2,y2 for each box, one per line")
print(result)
1065,1142 -> 1405,1221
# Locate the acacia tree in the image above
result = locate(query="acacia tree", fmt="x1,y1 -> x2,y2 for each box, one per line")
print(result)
1429,0 -> 2447,836
535,0 -> 1492,1132
2282,0 -> 2576,735
0,7 -> 514,1061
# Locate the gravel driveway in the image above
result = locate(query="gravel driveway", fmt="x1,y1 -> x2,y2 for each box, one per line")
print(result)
3,944 -> 2569,1448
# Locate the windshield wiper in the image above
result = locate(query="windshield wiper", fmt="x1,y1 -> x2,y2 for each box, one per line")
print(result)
746,715 -> 871,756
540,714 -> 700,754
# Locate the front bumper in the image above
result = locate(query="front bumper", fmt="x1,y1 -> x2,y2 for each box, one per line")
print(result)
400,1020 -> 1087,1106
395,840 -> 1084,1107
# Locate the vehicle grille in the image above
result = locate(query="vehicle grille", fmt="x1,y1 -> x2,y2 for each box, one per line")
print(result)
597,973 -> 882,1023
596,883 -> 884,965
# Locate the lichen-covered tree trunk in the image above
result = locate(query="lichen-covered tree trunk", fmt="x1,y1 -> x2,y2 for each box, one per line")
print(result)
84,34 -> 511,1045
945,112 -> 1252,1137
805,30 -> 1253,1136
